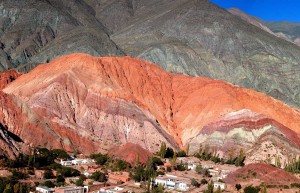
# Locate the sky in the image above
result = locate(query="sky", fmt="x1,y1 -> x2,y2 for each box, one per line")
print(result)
210,0 -> 300,22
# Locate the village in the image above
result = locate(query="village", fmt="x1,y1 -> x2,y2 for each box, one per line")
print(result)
32,155 -> 239,193
0,142 -> 247,193
2,143 -> 299,193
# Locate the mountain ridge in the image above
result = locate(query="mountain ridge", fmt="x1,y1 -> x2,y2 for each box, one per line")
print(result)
1,53 -> 300,163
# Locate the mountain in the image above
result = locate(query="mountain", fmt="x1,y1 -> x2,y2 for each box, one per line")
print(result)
227,8 -> 275,35
1,54 -> 300,163
0,0 -> 300,110
105,0 -> 300,109
0,0 -> 123,72
265,22 -> 300,47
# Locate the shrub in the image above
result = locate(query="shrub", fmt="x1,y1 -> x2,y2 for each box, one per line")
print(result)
244,185 -> 260,193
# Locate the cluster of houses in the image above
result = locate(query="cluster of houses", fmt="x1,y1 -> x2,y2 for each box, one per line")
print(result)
35,155 -> 237,193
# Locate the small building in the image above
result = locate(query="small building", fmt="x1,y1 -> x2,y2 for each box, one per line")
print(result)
54,186 -> 85,193
108,172 -> 130,183
60,160 -> 73,166
214,182 -> 226,190
100,186 -> 124,193
84,182 -> 105,193
154,174 -> 190,191
209,169 -> 220,177
83,170 -> 92,177
36,186 -> 54,193
202,163 -> 214,169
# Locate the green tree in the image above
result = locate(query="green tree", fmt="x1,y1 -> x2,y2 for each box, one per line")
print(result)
43,170 -> 54,179
159,142 -> 166,158
201,179 -> 208,184
235,148 -> 245,166
176,150 -> 187,157
204,181 -> 214,193
235,184 -> 242,191
191,179 -> 200,187
75,179 -> 84,186
13,183 -> 19,193
165,147 -> 174,158
243,185 -> 260,193
90,172 -> 107,182
56,175 -> 65,185
44,181 -> 55,188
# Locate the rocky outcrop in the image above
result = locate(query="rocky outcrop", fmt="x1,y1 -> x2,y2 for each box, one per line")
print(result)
225,163 -> 300,185
2,54 -> 300,159
108,143 -> 153,165
0,70 -> 20,90
189,109 -> 300,162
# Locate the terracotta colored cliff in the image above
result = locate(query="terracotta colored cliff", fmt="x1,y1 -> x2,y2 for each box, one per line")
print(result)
225,163 -> 300,185
108,143 -> 153,165
0,70 -> 21,90
1,54 -> 300,157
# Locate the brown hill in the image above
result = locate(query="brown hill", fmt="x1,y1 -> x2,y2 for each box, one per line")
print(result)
224,163 -> 300,185
108,143 -> 153,165
1,54 -> 300,161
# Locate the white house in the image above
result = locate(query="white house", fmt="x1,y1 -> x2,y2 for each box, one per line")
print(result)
54,186 -> 85,193
154,174 -> 190,191
214,182 -> 226,190
100,186 -> 124,193
187,163 -> 197,170
60,160 -> 73,166
36,186 -> 54,193
83,170 -> 92,177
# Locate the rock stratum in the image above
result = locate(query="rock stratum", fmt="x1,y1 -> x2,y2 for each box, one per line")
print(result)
0,54 -> 300,163
0,0 -> 300,111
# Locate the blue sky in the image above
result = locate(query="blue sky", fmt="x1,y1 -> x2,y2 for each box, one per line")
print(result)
210,0 -> 300,22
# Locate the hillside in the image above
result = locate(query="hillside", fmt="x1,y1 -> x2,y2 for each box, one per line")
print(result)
0,0 -> 300,110
1,54 -> 300,163
224,163 -> 300,185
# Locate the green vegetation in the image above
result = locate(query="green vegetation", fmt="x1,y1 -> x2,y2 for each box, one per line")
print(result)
0,178 -> 31,193
195,144 -> 245,166
43,170 -> 54,179
191,178 -> 200,187
243,185 -> 260,193
235,184 -> 242,191
4,148 -> 69,169
90,171 -> 107,182
204,181 -> 214,193
284,157 -> 300,173
90,153 -> 109,165
176,150 -> 187,157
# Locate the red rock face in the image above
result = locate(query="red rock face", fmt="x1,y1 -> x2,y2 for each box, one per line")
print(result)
1,54 -> 300,158
0,70 -> 21,90
224,163 -> 300,185
108,143 -> 153,165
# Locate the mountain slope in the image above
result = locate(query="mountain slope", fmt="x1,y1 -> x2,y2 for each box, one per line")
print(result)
0,0 -> 123,72
1,0 -> 300,110
266,21 -> 300,47
2,54 -> 300,162
105,0 -> 300,109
